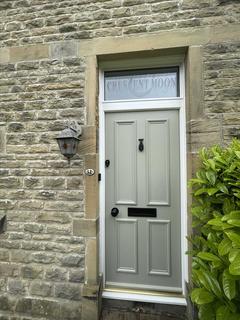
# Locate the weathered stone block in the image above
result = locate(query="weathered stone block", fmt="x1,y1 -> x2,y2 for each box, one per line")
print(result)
8,279 -> 26,295
37,211 -> 70,224
54,283 -> 82,301
0,295 -> 15,311
85,238 -> 97,284
73,219 -> 97,237
0,48 -> 9,64
60,301 -> 82,320
10,44 -> 49,62
45,267 -> 68,282
61,254 -> 84,268
21,265 -> 43,280
69,269 -> 84,283
0,177 -> 21,188
50,41 -> 78,59
31,252 -> 55,264
43,177 -> 65,188
32,299 -> 61,319
30,281 -> 53,297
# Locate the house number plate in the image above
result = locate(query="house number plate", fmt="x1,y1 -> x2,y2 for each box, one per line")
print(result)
85,169 -> 95,176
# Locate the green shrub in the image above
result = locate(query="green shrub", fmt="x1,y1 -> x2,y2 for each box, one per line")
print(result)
188,139 -> 240,320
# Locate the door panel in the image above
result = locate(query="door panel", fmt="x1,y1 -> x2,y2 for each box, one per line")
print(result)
114,120 -> 137,204
146,119 -> 170,205
105,110 -> 181,292
148,220 -> 170,276
116,219 -> 138,273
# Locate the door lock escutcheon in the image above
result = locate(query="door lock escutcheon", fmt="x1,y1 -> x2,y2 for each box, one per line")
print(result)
105,160 -> 110,167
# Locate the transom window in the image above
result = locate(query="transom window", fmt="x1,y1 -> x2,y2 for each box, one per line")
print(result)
104,67 -> 179,101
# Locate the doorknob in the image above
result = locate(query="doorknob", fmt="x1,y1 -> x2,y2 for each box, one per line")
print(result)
111,207 -> 119,217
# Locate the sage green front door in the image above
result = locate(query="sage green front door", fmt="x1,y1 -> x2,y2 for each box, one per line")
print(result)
105,109 -> 182,292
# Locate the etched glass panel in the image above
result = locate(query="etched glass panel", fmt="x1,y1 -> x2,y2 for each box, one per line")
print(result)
104,68 -> 179,101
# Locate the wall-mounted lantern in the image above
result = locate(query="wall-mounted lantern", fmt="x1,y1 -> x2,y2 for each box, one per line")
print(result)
56,121 -> 82,163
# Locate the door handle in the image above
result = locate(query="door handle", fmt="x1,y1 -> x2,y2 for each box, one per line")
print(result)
111,207 -> 119,217
138,139 -> 144,152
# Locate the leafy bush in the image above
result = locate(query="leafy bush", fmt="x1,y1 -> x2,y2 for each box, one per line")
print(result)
188,139 -> 240,320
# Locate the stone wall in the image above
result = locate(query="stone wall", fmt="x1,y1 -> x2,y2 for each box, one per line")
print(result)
0,0 -> 239,46
0,0 -> 239,319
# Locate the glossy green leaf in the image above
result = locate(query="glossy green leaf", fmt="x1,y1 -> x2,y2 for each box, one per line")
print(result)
218,238 -> 232,256
207,188 -> 219,196
194,269 -> 222,298
217,183 -> 229,194
191,288 -> 215,305
198,304 -> 215,320
225,231 -> 240,247
229,249 -> 240,263
206,171 -> 217,185
208,218 -> 233,229
223,269 -> 236,300
197,252 -> 222,263
228,219 -> 240,227
229,254 -> 240,275
216,306 -> 231,320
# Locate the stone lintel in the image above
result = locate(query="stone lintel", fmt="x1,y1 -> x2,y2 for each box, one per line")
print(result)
50,41 -> 79,60
78,23 -> 240,57
2,23 -> 239,64
10,44 -> 49,62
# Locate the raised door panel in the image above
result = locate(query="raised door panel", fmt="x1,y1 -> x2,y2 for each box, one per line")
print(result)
146,119 -> 170,205
148,220 -> 170,276
114,120 -> 137,205
116,219 -> 138,273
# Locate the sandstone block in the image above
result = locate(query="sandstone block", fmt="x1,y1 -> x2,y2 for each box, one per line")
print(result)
30,281 -> 53,297
0,263 -> 19,277
60,301 -> 82,320
66,177 -> 83,189
24,177 -> 43,189
10,44 -> 49,63
50,41 -> 78,59
31,252 -> 55,264
69,269 -> 84,283
24,223 -> 44,234
32,299 -> 61,318
54,283 -> 82,301
45,267 -> 68,282
73,219 -> 97,237
0,48 -> 9,64
0,177 -> 21,188
37,211 -> 70,224
21,265 -> 43,280
61,254 -> 84,268
0,295 -> 15,311
45,201 -> 82,212
8,279 -> 26,295
43,177 -> 65,188
0,128 -> 6,154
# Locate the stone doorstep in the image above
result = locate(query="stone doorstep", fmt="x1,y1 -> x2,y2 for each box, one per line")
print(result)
101,299 -> 187,320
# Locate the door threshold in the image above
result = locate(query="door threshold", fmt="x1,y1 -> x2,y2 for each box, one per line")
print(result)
102,288 -> 187,305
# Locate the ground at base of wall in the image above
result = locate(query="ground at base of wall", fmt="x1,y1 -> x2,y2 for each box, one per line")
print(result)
101,299 -> 186,320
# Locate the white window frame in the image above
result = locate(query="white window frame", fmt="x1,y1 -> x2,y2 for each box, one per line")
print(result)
98,56 -> 188,306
